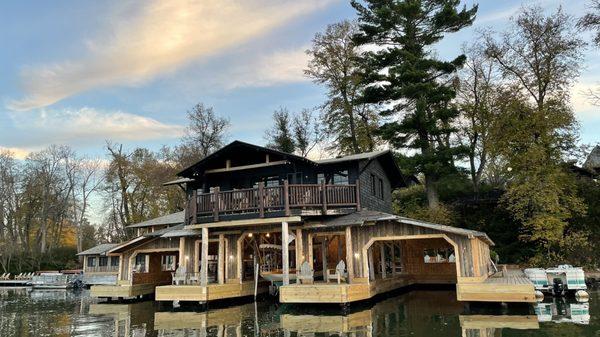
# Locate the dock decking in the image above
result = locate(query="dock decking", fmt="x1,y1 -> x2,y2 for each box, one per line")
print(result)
456,269 -> 536,303
155,281 -> 269,302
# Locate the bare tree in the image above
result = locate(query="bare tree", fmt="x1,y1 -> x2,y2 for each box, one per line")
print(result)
292,109 -> 324,157
178,103 -> 230,167
578,0 -> 600,46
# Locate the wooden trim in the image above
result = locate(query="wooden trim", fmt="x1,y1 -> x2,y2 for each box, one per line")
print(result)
194,240 -> 200,273
470,238 -> 481,277
186,216 -> 302,229
200,227 -> 209,286
204,160 -> 289,174
295,229 -> 303,266
360,234 -> 461,282
178,237 -> 185,268
307,233 -> 314,269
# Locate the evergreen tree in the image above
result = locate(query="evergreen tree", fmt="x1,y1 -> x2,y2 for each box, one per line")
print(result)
352,0 -> 477,209
265,107 -> 296,154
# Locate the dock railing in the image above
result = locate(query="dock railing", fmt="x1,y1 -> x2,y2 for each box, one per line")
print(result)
186,180 -> 360,224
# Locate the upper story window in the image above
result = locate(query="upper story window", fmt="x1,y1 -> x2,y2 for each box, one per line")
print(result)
333,170 -> 349,185
317,173 -> 326,184
379,178 -> 384,199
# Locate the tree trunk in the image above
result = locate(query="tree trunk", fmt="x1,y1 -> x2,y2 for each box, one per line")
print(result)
424,174 -> 440,210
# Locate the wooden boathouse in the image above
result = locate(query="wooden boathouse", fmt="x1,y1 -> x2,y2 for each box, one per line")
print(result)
90,140 -> 535,304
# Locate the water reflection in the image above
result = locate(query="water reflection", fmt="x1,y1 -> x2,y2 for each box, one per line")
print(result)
0,287 -> 598,337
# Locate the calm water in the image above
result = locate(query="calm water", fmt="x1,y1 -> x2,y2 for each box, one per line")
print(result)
0,287 -> 597,337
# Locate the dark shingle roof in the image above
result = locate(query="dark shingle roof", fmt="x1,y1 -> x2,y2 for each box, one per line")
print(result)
315,150 -> 390,164
127,211 -> 185,228
77,243 -> 119,256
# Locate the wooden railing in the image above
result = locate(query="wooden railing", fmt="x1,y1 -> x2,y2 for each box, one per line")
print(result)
186,181 -> 360,224
84,265 -> 119,273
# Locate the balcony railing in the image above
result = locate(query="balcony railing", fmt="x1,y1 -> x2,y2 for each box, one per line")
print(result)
186,181 -> 360,224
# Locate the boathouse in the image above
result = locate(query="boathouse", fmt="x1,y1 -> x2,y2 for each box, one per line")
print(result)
78,243 -> 119,285
91,140 -> 535,304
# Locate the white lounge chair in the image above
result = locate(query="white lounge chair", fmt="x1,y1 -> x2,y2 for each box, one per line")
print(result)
171,266 -> 187,285
326,260 -> 347,284
296,261 -> 314,284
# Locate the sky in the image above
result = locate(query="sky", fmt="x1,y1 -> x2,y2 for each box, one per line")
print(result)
1,0 -> 599,162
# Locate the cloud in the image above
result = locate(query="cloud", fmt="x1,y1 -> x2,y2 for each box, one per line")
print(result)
572,81 -> 600,120
0,146 -> 32,160
8,0 -> 335,111
9,107 -> 184,147
220,47 -> 310,90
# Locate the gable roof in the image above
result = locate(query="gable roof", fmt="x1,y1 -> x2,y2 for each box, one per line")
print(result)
77,243 -> 119,256
177,140 -> 314,177
315,210 -> 494,245
127,211 -> 185,228
315,150 -> 390,165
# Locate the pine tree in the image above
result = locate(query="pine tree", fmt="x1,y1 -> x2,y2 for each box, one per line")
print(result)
352,0 -> 477,209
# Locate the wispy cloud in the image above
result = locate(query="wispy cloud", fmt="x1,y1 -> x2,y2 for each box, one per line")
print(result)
0,146 -> 33,160
9,107 -> 184,147
8,0 -> 335,111
220,47 -> 310,89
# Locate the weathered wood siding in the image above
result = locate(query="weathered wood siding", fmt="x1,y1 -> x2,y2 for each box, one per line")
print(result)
119,238 -> 179,281
358,159 -> 393,213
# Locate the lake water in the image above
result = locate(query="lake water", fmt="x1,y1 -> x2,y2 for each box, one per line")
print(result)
0,287 -> 597,336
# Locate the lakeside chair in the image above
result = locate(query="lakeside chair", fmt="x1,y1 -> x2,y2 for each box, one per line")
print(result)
296,261 -> 314,284
171,266 -> 187,285
15,273 -> 23,280
326,260 -> 347,284
0,273 -> 8,280
188,272 -> 200,284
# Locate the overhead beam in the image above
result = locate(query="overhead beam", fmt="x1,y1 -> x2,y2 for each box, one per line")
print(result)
205,160 -> 289,174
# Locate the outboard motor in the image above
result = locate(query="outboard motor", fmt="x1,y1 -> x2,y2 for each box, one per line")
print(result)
552,278 -> 565,296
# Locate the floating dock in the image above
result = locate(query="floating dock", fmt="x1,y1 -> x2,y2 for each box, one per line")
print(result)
456,268 -> 536,303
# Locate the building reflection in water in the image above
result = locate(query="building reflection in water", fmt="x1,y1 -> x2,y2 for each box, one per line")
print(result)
85,290 -> 593,337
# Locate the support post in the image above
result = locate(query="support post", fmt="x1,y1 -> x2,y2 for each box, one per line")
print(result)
307,233 -> 314,269
321,239 -> 328,281
282,221 -> 290,285
213,187 -> 220,222
321,181 -> 327,214
380,244 -> 387,279
295,229 -> 303,267
218,234 -> 225,284
258,182 -> 265,218
179,237 -> 185,268
191,190 -> 198,224
345,226 -> 354,284
391,243 -> 396,276
200,227 -> 209,286
355,179 -> 361,211
283,180 -> 290,216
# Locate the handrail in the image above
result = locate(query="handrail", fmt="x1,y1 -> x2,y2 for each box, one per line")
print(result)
187,180 -> 360,223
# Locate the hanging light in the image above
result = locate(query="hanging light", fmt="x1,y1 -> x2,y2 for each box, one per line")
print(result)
248,233 -> 253,238
354,253 -> 360,259
265,233 -> 270,238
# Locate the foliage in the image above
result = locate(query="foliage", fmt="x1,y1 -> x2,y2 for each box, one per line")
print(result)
305,20 -> 380,155
264,107 -> 323,157
578,0 -> 600,46
352,0 -> 477,209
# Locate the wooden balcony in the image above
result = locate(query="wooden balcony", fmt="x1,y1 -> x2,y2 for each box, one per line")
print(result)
186,181 -> 361,224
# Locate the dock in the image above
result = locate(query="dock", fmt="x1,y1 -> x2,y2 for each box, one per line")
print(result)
456,268 -> 536,302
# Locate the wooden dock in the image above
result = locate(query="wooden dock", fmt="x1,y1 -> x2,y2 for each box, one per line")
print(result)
155,281 -> 269,302
456,269 -> 536,303
90,282 -> 157,299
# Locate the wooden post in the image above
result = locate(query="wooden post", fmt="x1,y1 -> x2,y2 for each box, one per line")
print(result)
258,182 -> 265,218
321,239 -> 328,281
355,179 -> 361,211
282,222 -> 290,285
380,243 -> 386,279
194,240 -> 200,273
307,233 -> 314,269
218,234 -> 225,284
200,227 -> 209,286
191,190 -> 198,224
321,181 -> 327,214
345,226 -> 354,284
390,243 -> 396,276
179,237 -> 186,268
295,229 -> 303,267
283,180 -> 290,216
213,187 -> 220,222
368,247 -> 375,281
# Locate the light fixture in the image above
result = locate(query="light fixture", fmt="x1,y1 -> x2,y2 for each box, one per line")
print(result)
354,253 -> 360,258
248,233 -> 253,238
265,233 -> 270,238
185,256 -> 189,260
229,255 -> 234,260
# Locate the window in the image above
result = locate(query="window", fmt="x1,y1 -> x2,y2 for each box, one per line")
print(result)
424,248 -> 455,263
87,257 -> 96,267
333,170 -> 349,185
379,178 -> 384,199
134,254 -> 147,272
98,257 -> 108,267
317,173 -> 326,184
371,174 -> 376,196
161,255 -> 176,271
110,256 -> 119,267
287,172 -> 303,184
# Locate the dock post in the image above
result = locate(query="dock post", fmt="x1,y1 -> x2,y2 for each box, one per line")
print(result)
282,221 -> 290,285
200,227 -> 209,286
368,247 -> 375,281
218,234 -> 225,284
345,226 -> 354,284
322,239 -> 328,281
380,244 -> 387,279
